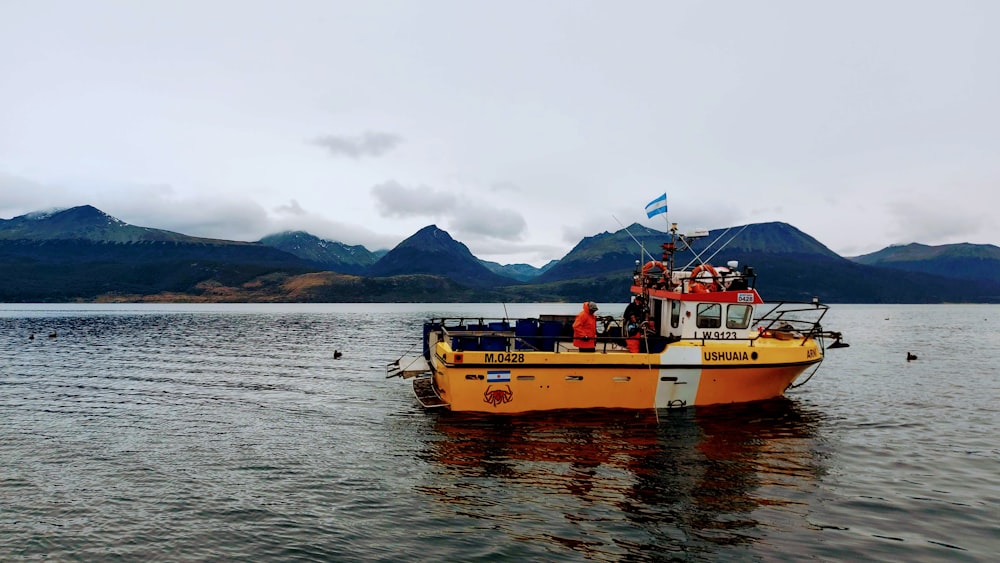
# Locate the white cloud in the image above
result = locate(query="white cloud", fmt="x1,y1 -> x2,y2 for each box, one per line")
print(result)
370,180 -> 527,242
371,180 -> 455,218
310,132 -> 403,160
885,192 -> 992,247
449,205 -> 526,241
1,1 -> 998,267
275,199 -> 307,216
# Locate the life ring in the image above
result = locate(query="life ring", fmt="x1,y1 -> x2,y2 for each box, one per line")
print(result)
641,261 -> 665,275
689,264 -> 719,292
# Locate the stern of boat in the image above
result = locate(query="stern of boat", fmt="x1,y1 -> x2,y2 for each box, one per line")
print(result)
386,355 -> 451,409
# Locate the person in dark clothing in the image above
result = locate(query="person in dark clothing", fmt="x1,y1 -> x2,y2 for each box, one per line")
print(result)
623,295 -> 646,324
625,315 -> 641,353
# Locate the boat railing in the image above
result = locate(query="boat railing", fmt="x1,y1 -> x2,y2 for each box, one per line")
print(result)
753,300 -> 831,345
636,265 -> 758,293
428,316 -> 635,354
426,301 -> 841,354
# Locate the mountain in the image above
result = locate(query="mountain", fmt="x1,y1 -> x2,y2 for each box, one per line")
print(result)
850,243 -> 1000,281
537,222 -> 839,284
366,225 -> 518,288
532,222 -> 1000,303
259,228 -> 556,282
0,205 -> 202,243
680,222 -> 849,302
258,231 -> 382,275
0,206 -> 320,301
707,221 -> 841,257
536,223 -> 666,283
3,205 -> 999,303
478,259 -> 557,281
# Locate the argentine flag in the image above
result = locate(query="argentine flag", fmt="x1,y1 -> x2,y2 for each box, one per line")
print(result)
487,370 -> 511,382
645,193 -> 668,219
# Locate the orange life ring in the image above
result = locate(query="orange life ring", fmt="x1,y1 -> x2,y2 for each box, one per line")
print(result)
641,260 -> 665,275
689,264 -> 719,292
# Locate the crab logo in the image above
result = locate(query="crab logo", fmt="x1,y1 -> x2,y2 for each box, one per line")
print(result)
483,384 -> 513,407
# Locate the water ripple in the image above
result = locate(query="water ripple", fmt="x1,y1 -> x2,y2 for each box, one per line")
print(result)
1,304 -> 998,561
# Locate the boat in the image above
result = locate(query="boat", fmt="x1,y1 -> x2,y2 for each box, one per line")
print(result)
387,222 -> 846,413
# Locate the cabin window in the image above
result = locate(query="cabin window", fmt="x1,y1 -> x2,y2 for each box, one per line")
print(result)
652,299 -> 663,333
696,303 -> 722,329
670,300 -> 681,328
726,304 -> 752,329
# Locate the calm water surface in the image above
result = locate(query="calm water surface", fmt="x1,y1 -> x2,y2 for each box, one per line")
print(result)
1,303 -> 997,561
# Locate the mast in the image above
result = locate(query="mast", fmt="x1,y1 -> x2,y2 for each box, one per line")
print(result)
662,222 -> 678,289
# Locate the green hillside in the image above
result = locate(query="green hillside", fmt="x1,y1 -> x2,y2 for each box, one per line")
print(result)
3,205 -> 999,303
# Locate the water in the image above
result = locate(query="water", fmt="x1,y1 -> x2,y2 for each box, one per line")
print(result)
1,303 -> 997,561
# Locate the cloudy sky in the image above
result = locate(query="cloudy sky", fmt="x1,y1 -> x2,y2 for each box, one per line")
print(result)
1,1 -> 997,265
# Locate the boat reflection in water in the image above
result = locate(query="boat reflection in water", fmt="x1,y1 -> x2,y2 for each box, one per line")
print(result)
416,398 -> 826,560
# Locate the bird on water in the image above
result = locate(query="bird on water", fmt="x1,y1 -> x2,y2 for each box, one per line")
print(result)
907,352 -> 917,361
334,350 -> 343,359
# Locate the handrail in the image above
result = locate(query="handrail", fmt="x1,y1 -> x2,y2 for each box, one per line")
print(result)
752,300 -> 830,346
635,268 -> 758,293
428,300 -> 833,354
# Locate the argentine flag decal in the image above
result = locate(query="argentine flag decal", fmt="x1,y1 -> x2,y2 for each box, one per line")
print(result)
487,370 -> 511,382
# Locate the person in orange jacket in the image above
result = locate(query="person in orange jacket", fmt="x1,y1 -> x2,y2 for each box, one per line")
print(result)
573,301 -> 599,352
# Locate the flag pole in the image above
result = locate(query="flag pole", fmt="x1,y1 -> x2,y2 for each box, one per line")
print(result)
661,194 -> 669,231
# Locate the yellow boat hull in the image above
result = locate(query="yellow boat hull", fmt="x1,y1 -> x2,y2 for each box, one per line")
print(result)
428,338 -> 823,413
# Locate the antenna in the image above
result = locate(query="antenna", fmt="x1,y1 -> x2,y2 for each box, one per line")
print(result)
612,214 -> 659,264
701,224 -> 751,265
680,224 -> 750,270
681,227 -> 732,270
